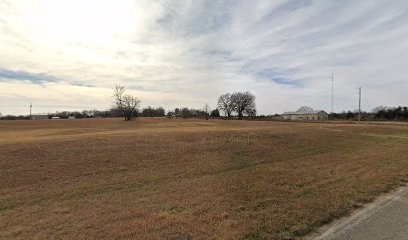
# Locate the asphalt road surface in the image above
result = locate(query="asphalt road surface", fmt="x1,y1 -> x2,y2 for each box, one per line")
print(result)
316,186 -> 408,240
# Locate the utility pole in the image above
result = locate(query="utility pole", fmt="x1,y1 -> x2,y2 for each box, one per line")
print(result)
329,73 -> 334,119
354,86 -> 362,124
331,73 -> 334,114
30,103 -> 32,119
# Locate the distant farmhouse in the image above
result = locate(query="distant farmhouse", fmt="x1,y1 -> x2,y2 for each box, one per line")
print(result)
282,106 -> 328,121
31,114 -> 49,120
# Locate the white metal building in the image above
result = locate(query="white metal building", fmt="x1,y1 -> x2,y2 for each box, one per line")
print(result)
282,106 -> 328,121
31,114 -> 49,120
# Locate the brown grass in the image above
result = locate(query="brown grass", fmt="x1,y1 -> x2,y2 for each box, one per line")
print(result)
0,118 -> 407,240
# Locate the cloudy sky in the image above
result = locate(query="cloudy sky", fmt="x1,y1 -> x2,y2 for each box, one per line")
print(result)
0,0 -> 407,115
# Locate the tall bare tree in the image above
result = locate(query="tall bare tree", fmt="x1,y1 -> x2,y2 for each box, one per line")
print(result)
231,91 -> 256,120
217,93 -> 234,118
203,103 -> 210,120
113,85 -> 141,121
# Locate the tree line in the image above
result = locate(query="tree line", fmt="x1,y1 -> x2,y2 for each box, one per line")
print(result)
1,86 -> 257,121
372,106 -> 408,120
2,84 -> 406,121
0,109 -> 113,120
331,106 -> 408,121
112,85 -> 256,121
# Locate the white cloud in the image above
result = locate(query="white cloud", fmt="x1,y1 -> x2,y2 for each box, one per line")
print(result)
0,0 -> 407,115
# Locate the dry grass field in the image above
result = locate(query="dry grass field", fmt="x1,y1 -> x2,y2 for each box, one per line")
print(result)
1,118 -> 408,240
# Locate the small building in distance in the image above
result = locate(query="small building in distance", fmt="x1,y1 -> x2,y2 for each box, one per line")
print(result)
31,114 -> 49,120
282,106 -> 328,121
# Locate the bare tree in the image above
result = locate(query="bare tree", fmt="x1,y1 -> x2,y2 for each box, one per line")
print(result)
217,93 -> 234,118
245,108 -> 257,118
113,85 -> 141,121
231,91 -> 256,120
203,103 -> 210,120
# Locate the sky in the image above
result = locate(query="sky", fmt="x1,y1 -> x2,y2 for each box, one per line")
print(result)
0,0 -> 407,115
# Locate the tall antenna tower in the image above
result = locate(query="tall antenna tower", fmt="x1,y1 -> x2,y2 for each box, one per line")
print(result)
30,103 -> 32,118
329,72 -> 334,114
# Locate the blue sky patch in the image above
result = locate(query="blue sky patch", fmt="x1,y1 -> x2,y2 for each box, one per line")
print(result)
0,69 -> 56,83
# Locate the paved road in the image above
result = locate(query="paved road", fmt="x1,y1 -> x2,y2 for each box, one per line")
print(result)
316,186 -> 408,240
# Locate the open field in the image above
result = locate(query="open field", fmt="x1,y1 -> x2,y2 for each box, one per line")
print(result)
1,118 -> 408,240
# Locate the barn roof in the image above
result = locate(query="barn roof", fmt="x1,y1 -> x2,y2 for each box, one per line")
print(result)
283,106 -> 327,115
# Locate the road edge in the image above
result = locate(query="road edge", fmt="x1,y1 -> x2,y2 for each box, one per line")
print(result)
303,184 -> 408,240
